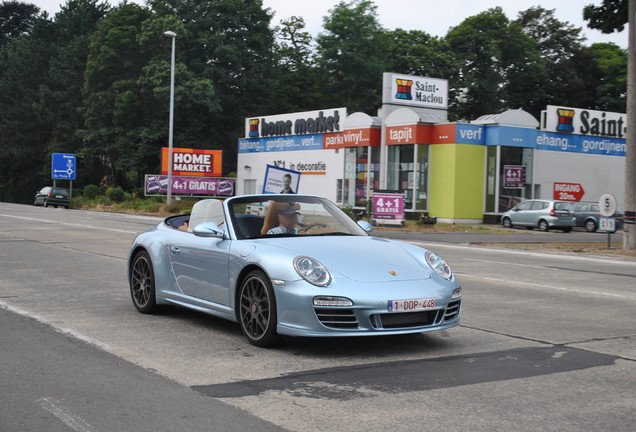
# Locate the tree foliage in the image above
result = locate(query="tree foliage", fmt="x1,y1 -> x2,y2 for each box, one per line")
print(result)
584,0 -> 627,33
0,0 -> 39,46
0,0 -> 629,199
317,0 -> 388,113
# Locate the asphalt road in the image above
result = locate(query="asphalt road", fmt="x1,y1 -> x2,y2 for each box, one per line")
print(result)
1,202 -> 635,431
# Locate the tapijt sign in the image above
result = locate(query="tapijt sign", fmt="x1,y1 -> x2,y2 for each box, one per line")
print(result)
161,148 -> 222,177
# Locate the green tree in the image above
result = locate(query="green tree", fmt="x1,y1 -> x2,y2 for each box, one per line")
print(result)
316,0 -> 388,114
584,0 -> 628,33
384,29 -> 456,79
446,7 -> 546,119
271,15 -> 322,112
39,0 -> 109,187
148,0 -> 277,173
515,7 -> 587,112
588,42 -> 627,111
0,15 -> 54,197
0,0 -> 39,46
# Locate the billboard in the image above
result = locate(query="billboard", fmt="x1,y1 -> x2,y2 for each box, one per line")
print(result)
382,73 -> 448,109
161,148 -> 222,177
262,165 -> 300,194
145,175 -> 234,196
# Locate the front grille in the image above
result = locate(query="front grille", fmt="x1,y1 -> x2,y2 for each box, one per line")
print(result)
375,310 -> 437,329
314,308 -> 358,329
444,300 -> 461,321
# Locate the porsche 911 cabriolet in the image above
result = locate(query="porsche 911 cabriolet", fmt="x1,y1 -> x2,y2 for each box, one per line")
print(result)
128,194 -> 462,346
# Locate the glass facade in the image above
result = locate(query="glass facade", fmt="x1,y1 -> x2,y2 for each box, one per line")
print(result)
485,146 -> 534,213
386,144 -> 429,212
337,146 -> 380,209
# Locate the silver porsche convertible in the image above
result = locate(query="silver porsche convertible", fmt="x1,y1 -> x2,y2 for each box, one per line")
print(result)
128,194 -> 462,347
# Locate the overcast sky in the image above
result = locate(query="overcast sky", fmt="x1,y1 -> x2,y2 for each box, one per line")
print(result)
33,0 -> 627,48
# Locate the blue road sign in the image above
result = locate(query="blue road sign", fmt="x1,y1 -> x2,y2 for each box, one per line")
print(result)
51,153 -> 76,180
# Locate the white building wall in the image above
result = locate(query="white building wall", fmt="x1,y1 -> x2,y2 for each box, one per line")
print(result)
533,150 -> 625,205
237,149 -> 345,201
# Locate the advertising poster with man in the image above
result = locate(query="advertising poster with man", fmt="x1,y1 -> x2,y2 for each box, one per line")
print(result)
262,164 -> 300,194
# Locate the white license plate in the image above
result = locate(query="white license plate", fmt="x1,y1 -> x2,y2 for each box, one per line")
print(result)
387,298 -> 435,312
56,195 -> 64,198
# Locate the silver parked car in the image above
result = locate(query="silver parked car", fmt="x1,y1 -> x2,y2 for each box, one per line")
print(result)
501,199 -> 575,232
572,201 -> 624,232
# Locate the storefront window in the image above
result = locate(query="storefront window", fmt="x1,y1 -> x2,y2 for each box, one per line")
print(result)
338,146 -> 378,209
415,145 -> 429,210
497,146 -> 533,212
387,145 -> 415,209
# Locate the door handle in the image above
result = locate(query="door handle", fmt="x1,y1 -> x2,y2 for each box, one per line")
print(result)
170,245 -> 181,255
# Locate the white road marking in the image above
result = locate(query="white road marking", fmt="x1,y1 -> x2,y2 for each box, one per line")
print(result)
37,397 -> 96,432
456,273 -> 628,299
409,241 -> 636,267
0,213 -> 139,234
0,300 -> 109,350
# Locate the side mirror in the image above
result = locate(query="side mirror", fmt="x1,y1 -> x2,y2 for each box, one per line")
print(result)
192,222 -> 226,239
357,220 -> 373,233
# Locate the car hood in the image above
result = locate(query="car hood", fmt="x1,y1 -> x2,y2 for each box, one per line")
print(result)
255,236 -> 432,282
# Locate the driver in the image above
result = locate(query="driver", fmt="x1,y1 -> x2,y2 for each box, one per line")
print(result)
267,208 -> 300,235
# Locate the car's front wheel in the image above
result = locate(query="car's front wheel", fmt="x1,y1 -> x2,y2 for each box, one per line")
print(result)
502,217 -> 512,229
238,270 -> 279,347
129,250 -> 158,314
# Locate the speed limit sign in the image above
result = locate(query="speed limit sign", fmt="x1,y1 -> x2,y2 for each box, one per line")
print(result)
599,193 -> 617,217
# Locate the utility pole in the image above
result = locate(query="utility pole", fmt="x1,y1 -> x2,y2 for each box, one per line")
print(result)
625,0 -> 636,250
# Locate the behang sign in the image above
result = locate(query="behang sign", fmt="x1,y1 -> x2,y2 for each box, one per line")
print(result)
245,107 -> 347,139
383,73 -> 448,109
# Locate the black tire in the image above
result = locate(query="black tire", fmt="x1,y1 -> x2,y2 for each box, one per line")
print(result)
43,199 -> 49,208
538,220 -> 549,232
238,270 -> 279,347
129,250 -> 158,314
585,219 -> 597,232
502,217 -> 512,229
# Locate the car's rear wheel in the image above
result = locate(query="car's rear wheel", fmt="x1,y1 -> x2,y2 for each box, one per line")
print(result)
585,219 -> 597,232
538,220 -> 549,232
130,250 -> 158,314
502,217 -> 512,229
43,199 -> 49,208
238,270 -> 279,347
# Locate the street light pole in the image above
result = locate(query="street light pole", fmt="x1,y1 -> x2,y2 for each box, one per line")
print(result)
165,30 -> 177,205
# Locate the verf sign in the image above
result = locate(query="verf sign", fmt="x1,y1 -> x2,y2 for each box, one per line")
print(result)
161,147 -> 222,177
553,182 -> 585,201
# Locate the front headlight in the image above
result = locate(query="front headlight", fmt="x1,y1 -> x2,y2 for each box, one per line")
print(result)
294,256 -> 332,287
425,251 -> 452,280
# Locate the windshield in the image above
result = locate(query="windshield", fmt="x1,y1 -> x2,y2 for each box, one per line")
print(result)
228,195 -> 368,240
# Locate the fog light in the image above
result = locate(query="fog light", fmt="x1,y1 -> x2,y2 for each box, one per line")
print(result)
313,296 -> 353,307
452,287 -> 462,299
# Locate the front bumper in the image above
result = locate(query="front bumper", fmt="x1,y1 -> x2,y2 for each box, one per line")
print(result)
274,278 -> 461,337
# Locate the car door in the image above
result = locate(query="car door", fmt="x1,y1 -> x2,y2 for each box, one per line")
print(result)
511,201 -> 533,226
169,232 -> 230,306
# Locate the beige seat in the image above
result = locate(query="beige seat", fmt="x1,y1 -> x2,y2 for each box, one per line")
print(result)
261,201 -> 301,235
188,199 -> 225,232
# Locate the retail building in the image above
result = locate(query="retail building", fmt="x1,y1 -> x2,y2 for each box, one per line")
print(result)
237,73 -> 626,223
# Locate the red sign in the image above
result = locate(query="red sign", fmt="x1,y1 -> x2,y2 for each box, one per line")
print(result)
503,165 -> 525,189
553,182 -> 585,201
161,147 -> 222,177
